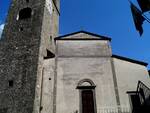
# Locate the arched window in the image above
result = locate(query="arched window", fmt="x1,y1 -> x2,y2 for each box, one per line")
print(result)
77,79 -> 96,113
18,7 -> 32,20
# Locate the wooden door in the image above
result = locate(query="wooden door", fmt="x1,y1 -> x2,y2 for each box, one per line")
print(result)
82,90 -> 95,113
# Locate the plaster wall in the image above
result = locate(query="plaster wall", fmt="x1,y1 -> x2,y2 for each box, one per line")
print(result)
57,40 -> 111,57
55,39 -> 117,113
113,58 -> 150,108
41,0 -> 59,55
40,58 -> 55,113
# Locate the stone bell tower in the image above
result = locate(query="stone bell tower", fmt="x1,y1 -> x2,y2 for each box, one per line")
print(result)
0,0 -> 59,113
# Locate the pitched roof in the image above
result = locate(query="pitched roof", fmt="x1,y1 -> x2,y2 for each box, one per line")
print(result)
54,31 -> 148,66
112,54 -> 148,66
55,31 -> 111,41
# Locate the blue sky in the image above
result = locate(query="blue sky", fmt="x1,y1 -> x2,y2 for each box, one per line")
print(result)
1,0 -> 150,69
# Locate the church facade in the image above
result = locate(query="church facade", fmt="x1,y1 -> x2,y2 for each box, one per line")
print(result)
0,0 -> 150,113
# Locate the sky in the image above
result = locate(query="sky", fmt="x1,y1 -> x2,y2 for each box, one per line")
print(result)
1,0 -> 150,69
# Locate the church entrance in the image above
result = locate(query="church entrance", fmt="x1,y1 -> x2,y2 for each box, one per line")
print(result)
82,90 -> 95,113
77,79 -> 96,113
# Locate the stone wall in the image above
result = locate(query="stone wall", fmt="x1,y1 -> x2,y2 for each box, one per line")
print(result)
0,0 -> 59,113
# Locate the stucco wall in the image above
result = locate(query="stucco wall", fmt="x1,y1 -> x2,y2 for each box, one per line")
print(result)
56,57 -> 117,113
57,40 -> 111,57
40,58 -> 55,113
113,58 -> 150,108
55,39 -> 117,113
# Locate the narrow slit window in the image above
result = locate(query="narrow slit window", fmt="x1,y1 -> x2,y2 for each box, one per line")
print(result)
19,27 -> 23,31
8,80 -> 14,87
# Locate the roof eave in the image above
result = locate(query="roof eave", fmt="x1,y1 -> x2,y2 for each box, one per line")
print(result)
54,30 -> 111,41
112,54 -> 148,66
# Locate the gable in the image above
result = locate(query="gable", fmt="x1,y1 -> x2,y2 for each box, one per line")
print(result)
55,31 -> 111,41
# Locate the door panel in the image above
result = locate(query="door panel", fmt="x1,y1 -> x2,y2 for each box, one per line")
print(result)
82,90 -> 95,113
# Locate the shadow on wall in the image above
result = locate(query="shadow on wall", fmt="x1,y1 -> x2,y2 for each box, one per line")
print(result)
127,81 -> 150,113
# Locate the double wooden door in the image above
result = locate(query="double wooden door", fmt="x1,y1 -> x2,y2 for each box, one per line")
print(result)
82,90 -> 95,113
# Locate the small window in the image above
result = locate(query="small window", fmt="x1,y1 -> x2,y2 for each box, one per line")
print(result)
8,80 -> 14,87
44,49 -> 55,59
19,27 -> 23,31
40,106 -> 43,111
0,108 -> 8,113
50,36 -> 53,44
50,36 -> 52,41
18,7 -> 32,20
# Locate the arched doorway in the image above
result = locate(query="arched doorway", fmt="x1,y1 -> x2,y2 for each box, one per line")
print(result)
77,79 -> 96,113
